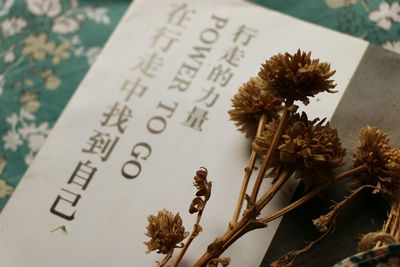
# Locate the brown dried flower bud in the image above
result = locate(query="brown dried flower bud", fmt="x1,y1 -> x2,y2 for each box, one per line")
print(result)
193,167 -> 210,197
258,50 -> 336,105
144,209 -> 189,254
253,112 -> 345,188
351,126 -> 400,195
312,212 -> 333,233
228,77 -> 283,138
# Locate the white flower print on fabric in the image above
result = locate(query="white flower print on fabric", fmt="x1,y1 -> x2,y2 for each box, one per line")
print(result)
4,46 -> 16,64
1,16 -> 27,37
85,47 -> 101,65
382,40 -> 400,54
0,0 -> 15,17
85,7 -> 110,24
3,110 -> 50,163
369,1 -> 400,30
26,0 -> 61,17
52,16 -> 80,35
0,179 -> 13,198
3,130 -> 22,151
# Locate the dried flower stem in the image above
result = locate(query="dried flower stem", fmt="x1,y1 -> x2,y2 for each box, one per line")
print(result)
173,213 -> 204,267
173,183 -> 212,267
270,184 -> 377,266
230,114 -> 267,228
374,200 -> 400,248
193,170 -> 293,267
220,170 -> 294,252
193,164 -> 364,267
255,169 -> 294,211
360,201 -> 399,250
387,201 -> 400,240
192,217 -> 265,267
257,164 -> 368,224
314,184 -> 377,232
158,249 -> 174,267
250,106 -> 291,204
271,222 -> 335,267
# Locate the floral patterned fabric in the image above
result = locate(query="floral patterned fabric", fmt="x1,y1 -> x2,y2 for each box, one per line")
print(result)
253,0 -> 400,53
1,0 -> 400,213
0,0 -> 129,209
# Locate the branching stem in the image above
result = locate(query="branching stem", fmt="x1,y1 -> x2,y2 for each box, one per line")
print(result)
257,165 -> 368,224
173,183 -> 212,267
158,249 -> 174,267
230,114 -> 267,228
250,106 -> 290,204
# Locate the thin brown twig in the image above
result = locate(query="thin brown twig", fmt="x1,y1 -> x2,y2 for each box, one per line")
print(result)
257,165 -> 368,224
173,183 -> 212,267
158,249 -> 174,267
390,202 -> 400,239
314,185 -> 377,232
271,222 -> 336,267
250,107 -> 290,204
230,114 -> 267,228
377,200 -> 400,248
255,168 -> 294,212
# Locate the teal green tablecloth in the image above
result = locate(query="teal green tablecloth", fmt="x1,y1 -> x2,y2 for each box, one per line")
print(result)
1,0 -> 400,211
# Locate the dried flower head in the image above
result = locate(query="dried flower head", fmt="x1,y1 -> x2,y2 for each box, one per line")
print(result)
258,49 -> 336,105
228,77 -> 283,138
144,209 -> 189,254
193,167 -> 210,197
386,147 -> 400,172
351,126 -> 400,195
190,168 -> 212,214
254,112 -> 345,188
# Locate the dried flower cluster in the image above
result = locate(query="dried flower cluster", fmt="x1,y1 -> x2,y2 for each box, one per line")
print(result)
228,77 -> 283,138
254,112 -> 345,188
144,50 -> 400,267
352,126 -> 400,197
144,209 -> 188,254
258,50 -> 336,105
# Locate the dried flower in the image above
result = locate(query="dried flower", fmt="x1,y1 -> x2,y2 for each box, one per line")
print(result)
144,209 -> 189,254
258,50 -> 336,105
313,211 -> 333,233
254,112 -> 345,188
193,167 -> 210,197
386,147 -> 400,171
351,126 -> 400,196
228,77 -> 283,138
190,168 -> 212,214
